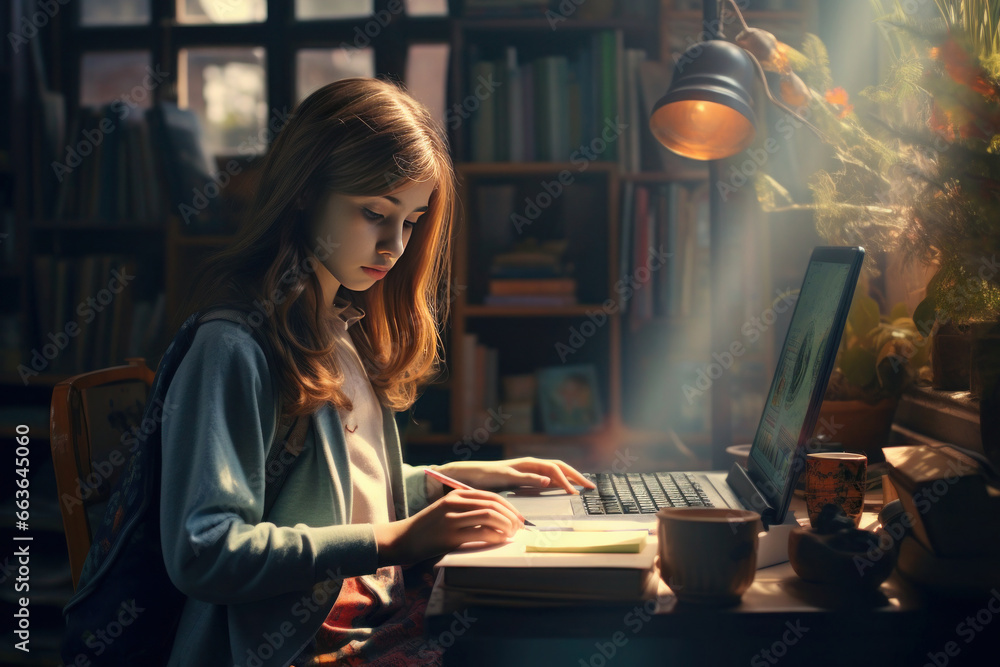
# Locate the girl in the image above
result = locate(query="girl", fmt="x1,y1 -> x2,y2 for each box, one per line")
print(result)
160,77 -> 595,667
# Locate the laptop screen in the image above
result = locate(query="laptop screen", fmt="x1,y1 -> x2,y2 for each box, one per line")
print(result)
746,247 -> 864,521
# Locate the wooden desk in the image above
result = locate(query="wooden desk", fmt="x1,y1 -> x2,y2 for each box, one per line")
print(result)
424,508 -> 1000,667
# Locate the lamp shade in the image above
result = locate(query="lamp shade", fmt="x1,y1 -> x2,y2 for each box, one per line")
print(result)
649,40 -> 757,161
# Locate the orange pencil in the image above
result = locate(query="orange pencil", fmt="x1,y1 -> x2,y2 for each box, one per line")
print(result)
424,467 -> 537,528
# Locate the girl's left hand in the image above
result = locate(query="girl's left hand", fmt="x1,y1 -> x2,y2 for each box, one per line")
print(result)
435,457 -> 597,495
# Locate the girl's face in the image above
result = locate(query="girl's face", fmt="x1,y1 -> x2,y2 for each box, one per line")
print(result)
308,179 -> 435,304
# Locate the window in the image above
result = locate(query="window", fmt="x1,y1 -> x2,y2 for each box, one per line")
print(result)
296,0 -> 373,20
70,0 -> 451,159
80,51 -> 153,109
179,47 -> 268,156
80,0 -> 151,26
296,48 -> 375,103
177,0 -> 267,24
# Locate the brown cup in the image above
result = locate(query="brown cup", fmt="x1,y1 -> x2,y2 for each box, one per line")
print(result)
805,452 -> 867,527
656,508 -> 762,606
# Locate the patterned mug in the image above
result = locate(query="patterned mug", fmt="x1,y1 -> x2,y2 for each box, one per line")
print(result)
805,452 -> 867,527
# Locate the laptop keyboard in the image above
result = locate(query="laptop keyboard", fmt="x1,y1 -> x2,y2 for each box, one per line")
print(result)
580,472 -> 715,514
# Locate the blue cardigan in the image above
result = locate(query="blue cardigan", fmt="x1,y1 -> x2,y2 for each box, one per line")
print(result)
159,319 -> 440,667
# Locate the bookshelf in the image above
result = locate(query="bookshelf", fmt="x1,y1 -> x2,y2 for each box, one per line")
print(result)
400,0 -> 817,472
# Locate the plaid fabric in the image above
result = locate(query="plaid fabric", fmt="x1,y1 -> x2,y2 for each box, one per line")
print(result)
291,565 -> 442,667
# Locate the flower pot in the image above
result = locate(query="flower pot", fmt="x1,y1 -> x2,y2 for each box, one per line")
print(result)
813,398 -> 899,463
931,321 -> 971,391
971,321 -> 1000,471
970,321 -> 1000,399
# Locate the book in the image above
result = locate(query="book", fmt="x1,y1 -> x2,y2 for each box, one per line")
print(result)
460,332 -> 479,433
523,530 -> 648,554
630,186 -> 650,331
505,46 -> 524,163
483,294 -> 577,307
521,61 -> 535,161
109,256 -> 137,368
534,56 -> 569,161
623,48 -> 646,174
438,532 -> 657,599
470,60 -> 497,162
619,180 -> 635,314
488,278 -> 576,296
73,255 -> 99,373
90,255 -> 114,370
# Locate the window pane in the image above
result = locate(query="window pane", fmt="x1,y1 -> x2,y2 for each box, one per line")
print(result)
405,44 -> 449,130
405,0 -> 448,16
176,0 -> 266,24
179,47 -> 267,156
80,51 -> 154,109
296,49 -> 375,104
296,0 -> 373,20
81,0 -> 150,26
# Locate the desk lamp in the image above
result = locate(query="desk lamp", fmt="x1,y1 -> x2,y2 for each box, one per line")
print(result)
647,0 -> 827,469
649,0 -> 827,160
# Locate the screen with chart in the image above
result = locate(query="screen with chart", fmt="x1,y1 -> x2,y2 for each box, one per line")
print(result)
748,258 -> 855,496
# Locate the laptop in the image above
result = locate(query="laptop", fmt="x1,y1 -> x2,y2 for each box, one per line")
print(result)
501,246 -> 866,531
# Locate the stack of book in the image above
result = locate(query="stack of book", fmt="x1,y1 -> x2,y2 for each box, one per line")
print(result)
436,529 -> 659,603
485,277 -> 577,307
485,240 -> 576,307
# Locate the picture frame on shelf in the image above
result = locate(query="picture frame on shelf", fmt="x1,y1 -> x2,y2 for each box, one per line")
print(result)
536,363 -> 603,435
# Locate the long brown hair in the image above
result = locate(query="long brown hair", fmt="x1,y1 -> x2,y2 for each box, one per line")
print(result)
179,77 -> 455,416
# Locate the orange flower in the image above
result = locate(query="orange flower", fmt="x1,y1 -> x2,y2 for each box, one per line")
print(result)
933,37 -> 998,99
825,87 -> 849,105
929,102 -> 956,142
824,87 -> 853,118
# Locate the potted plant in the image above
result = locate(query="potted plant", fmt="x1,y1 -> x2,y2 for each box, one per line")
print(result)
745,1 -> 1000,334
720,1 -> 1000,463
814,282 -> 930,461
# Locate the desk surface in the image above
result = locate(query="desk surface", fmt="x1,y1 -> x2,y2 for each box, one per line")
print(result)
424,501 -> 1000,667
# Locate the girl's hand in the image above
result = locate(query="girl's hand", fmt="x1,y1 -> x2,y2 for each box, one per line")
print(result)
374,489 -> 525,566
435,457 -> 597,495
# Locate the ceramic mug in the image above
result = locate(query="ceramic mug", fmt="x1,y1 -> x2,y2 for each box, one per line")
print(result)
656,507 -> 762,606
805,452 -> 867,527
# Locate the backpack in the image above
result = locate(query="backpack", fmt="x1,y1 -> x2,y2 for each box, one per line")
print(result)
60,307 -> 310,666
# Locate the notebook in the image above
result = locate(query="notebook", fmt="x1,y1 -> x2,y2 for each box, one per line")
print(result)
438,530 -> 659,600
501,246 -> 866,531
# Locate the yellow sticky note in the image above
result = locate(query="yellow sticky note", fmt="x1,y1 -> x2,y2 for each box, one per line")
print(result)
523,530 -> 648,553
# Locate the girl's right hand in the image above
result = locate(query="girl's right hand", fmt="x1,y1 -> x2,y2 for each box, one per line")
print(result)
374,489 -> 525,567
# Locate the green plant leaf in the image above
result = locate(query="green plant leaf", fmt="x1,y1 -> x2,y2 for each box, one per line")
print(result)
848,293 -> 881,342
797,33 -> 833,93
889,301 -> 910,321
754,173 -> 797,211
912,295 -> 937,337
841,347 -> 878,387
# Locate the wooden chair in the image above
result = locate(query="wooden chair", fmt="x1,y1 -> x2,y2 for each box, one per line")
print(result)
50,357 -> 156,590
